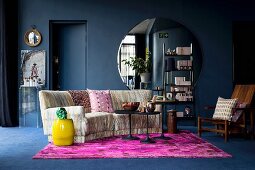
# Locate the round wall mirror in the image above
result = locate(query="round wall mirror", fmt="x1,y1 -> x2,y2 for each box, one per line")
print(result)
117,17 -> 203,90
24,28 -> 42,47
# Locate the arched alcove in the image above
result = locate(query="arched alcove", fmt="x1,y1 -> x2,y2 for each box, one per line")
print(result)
117,17 -> 203,90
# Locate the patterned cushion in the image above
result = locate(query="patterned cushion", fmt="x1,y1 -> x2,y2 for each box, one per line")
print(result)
212,97 -> 238,121
68,90 -> 91,113
87,89 -> 114,113
231,102 -> 247,122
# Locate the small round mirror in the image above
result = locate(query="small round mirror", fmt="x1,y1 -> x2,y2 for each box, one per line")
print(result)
24,28 -> 42,47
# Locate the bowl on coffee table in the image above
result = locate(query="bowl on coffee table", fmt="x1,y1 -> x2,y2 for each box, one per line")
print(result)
122,102 -> 140,111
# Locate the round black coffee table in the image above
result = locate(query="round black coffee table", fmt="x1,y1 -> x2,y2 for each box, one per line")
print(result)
115,110 -> 141,140
139,111 -> 160,144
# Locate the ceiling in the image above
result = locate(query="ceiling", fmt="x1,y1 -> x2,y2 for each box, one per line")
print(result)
128,19 -> 152,34
128,18 -> 182,34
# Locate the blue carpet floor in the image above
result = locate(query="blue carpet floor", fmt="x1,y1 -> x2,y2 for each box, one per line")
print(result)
0,126 -> 255,170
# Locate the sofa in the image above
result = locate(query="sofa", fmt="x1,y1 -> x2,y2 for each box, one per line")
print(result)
39,89 -> 162,143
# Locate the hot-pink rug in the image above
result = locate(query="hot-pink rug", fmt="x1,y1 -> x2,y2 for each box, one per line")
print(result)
33,131 -> 231,159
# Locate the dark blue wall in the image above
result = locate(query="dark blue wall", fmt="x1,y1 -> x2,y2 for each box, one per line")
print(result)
18,0 -> 255,117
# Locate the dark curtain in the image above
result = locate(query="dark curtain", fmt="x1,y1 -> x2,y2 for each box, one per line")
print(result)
0,0 -> 18,127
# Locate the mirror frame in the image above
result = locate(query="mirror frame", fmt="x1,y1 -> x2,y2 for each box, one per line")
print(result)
24,28 -> 42,47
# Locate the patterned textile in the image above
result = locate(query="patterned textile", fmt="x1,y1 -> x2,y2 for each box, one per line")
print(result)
113,113 -> 161,132
85,112 -> 114,133
231,102 -> 247,122
114,128 -> 161,136
213,97 -> 238,121
68,90 -> 91,113
84,131 -> 114,141
42,106 -> 87,136
110,90 -> 152,110
39,90 -> 74,111
87,89 -> 114,113
33,131 -> 232,159
49,131 -> 114,143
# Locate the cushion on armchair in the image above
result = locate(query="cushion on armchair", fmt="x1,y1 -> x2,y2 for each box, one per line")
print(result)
212,97 -> 238,121
231,102 -> 247,122
87,89 -> 114,113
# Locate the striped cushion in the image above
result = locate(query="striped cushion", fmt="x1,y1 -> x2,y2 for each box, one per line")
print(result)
39,90 -> 74,111
213,97 -> 238,121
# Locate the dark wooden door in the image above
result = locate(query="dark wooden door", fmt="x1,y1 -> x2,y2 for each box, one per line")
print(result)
51,22 -> 87,90
233,22 -> 255,84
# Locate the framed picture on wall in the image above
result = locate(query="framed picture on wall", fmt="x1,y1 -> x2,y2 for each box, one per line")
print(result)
20,50 -> 46,87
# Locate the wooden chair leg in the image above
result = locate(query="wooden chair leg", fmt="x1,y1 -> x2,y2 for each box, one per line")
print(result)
250,111 -> 254,140
216,124 -> 219,134
224,120 -> 228,142
198,116 -> 201,137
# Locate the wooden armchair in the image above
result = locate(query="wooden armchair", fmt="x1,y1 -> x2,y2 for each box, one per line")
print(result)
198,85 -> 255,142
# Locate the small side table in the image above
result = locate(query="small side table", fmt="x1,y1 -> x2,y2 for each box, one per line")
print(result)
139,111 -> 160,144
167,110 -> 177,133
19,85 -> 42,128
115,110 -> 140,140
153,100 -> 177,140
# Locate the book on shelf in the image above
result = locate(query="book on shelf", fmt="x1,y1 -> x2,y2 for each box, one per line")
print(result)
176,60 -> 192,70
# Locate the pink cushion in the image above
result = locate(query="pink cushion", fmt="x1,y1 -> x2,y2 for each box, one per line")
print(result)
87,89 -> 114,113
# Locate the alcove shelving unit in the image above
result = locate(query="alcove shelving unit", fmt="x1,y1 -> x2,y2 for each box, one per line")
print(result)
162,43 -> 195,123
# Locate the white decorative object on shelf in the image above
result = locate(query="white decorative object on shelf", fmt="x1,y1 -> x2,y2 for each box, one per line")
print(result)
176,47 -> 192,55
174,77 -> 185,85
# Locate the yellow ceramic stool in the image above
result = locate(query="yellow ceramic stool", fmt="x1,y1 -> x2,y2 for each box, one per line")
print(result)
52,119 -> 75,146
